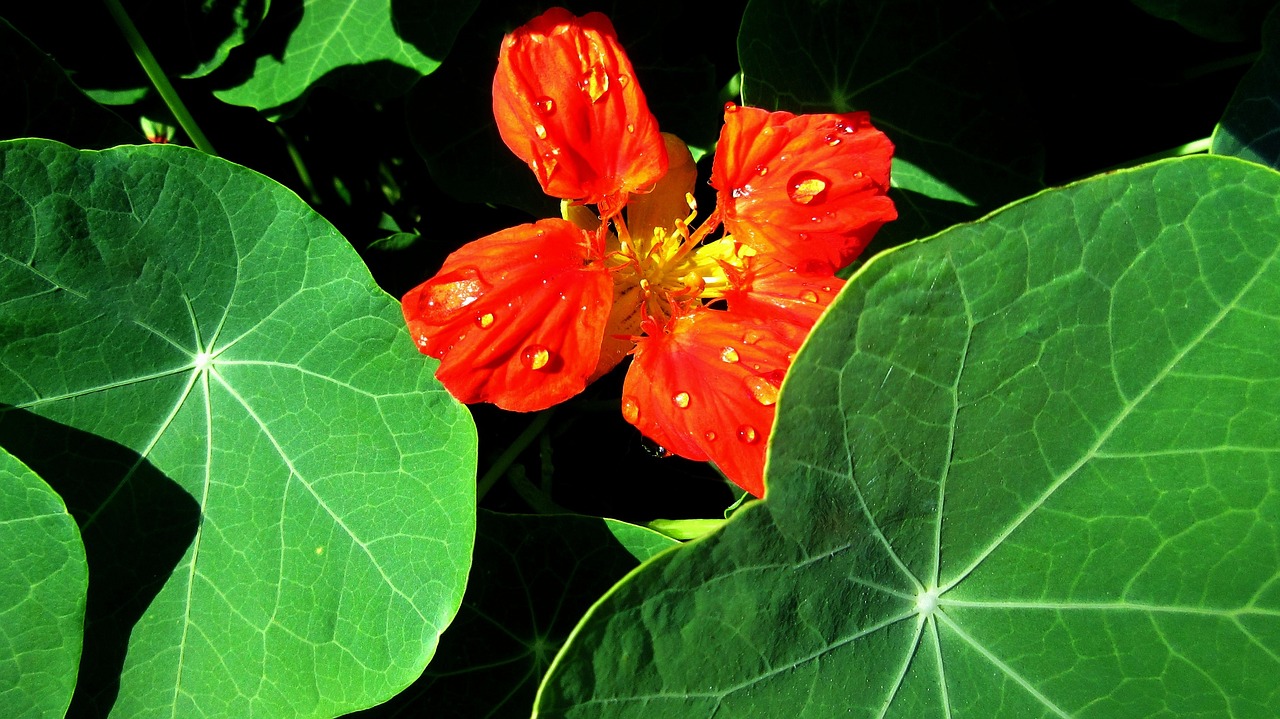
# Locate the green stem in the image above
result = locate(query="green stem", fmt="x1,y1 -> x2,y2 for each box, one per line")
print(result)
102,0 -> 216,155
476,408 -> 556,501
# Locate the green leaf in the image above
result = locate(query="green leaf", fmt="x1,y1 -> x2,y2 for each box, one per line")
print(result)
348,511 -> 675,719
534,155 -> 1280,717
0,139 -> 477,716
1130,0 -> 1275,42
215,0 -> 479,112
0,19 -> 140,147
1213,4 -> 1280,168
737,0 -> 1043,247
0,447 -> 87,719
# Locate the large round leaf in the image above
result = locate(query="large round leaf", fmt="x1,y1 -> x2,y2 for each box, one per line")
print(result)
533,155 -> 1280,717
0,447 -> 87,719
0,139 -> 476,717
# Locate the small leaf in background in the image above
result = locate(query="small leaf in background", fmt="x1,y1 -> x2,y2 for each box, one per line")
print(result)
215,0 -> 480,113
368,231 -> 423,252
0,19 -> 140,147
1131,0 -> 1276,42
737,0 -> 1044,247
533,155 -> 1280,717
0,139 -> 477,717
1213,3 -> 1280,168
0,448 -> 87,719
345,510 -> 675,719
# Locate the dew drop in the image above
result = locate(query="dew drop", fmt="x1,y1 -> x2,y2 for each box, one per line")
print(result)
521,344 -> 551,370
621,395 -> 640,424
799,289 -> 819,303
579,65 -> 609,102
672,391 -> 691,409
724,101 -> 738,113
627,123 -> 635,133
617,74 -> 630,87
824,133 -> 842,147
476,312 -> 495,328
788,171 -> 831,206
737,425 -> 759,444
417,266 -> 490,322
744,376 -> 779,406
754,163 -> 769,177
533,96 -> 555,115
534,123 -> 548,139
720,346 -> 740,363
704,430 -> 717,442
742,329 -> 763,345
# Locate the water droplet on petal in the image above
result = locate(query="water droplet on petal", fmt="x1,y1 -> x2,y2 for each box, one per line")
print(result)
627,123 -> 635,133
521,344 -> 551,370
476,312 -> 495,328
737,425 -> 759,444
754,164 -> 769,177
788,171 -> 831,206
579,65 -> 609,102
418,266 -> 490,322
621,395 -> 640,424
704,430 -> 717,442
617,74 -> 630,87
672,391 -> 690,408
534,123 -> 548,139
533,96 -> 555,115
744,376 -> 779,406
799,289 -> 819,303
824,133 -> 842,146
724,101 -> 738,113
720,346 -> 740,363
742,330 -> 763,345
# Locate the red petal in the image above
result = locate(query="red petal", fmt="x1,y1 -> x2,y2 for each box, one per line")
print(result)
402,219 -> 612,412
622,307 -> 807,497
711,105 -> 897,273
493,8 -> 667,207
725,257 -> 845,330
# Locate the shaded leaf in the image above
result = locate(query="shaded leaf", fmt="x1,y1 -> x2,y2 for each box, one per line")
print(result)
1131,0 -> 1275,42
0,447 -> 87,719
1213,4 -> 1280,168
0,139 -> 477,717
347,511 -> 675,719
0,19 -> 140,147
737,0 -> 1043,246
215,0 -> 479,112
534,155 -> 1280,717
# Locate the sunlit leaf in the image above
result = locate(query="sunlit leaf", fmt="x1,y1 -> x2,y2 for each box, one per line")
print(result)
736,0 -> 1043,246
0,139 -> 477,717
534,155 -> 1280,717
1213,4 -> 1280,168
215,0 -> 479,112
0,447 -> 87,719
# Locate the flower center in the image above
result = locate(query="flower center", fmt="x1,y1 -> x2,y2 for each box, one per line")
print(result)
612,194 -> 745,322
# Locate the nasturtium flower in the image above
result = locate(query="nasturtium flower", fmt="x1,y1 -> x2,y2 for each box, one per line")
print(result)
403,7 -> 896,497
492,7 -> 667,213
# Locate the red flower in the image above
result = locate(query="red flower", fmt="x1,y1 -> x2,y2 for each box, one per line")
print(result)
712,105 -> 896,275
492,7 -> 667,212
404,8 -> 895,496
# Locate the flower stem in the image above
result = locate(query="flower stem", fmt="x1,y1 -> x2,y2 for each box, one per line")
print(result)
476,408 -> 557,501
102,0 -> 217,155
